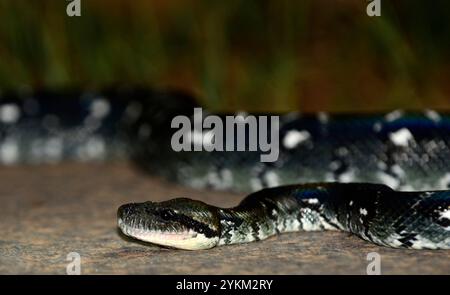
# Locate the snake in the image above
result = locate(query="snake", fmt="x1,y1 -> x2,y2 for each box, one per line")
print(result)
1,88 -> 449,250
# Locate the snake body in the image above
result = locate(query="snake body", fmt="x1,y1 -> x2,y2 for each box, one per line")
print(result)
1,89 -> 449,250
118,183 -> 450,250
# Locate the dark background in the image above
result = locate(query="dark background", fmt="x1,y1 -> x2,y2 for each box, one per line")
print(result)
1,0 -> 450,112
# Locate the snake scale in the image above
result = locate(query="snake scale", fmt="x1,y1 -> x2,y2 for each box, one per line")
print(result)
1,88 -> 449,250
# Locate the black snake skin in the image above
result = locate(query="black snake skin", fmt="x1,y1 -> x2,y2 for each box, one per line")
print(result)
1,88 -> 449,249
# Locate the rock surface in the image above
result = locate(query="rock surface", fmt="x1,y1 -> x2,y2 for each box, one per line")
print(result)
0,163 -> 448,274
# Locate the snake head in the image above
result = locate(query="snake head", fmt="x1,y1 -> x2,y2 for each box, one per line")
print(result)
117,198 -> 221,250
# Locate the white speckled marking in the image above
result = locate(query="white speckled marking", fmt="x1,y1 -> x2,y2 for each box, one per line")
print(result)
305,198 -> 319,205
90,98 -> 110,119
411,235 -> 448,250
389,128 -> 414,147
77,137 -> 105,161
0,104 -> 20,124
385,110 -> 404,122
424,110 -> 441,122
0,138 -> 19,164
438,173 -> 450,189
283,130 -> 310,149
440,209 -> 450,220
250,178 -> 263,191
264,171 -> 280,187
376,171 -> 400,189
391,164 -> 406,178
338,169 -> 356,183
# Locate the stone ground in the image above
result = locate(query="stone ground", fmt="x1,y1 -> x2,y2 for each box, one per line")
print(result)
0,162 -> 448,274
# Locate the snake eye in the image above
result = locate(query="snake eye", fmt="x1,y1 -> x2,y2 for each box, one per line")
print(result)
160,209 -> 174,220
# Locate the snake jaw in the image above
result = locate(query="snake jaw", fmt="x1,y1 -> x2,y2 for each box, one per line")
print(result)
117,217 -> 218,250
117,200 -> 221,250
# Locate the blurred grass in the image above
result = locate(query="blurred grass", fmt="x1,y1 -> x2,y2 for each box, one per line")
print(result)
0,0 -> 449,112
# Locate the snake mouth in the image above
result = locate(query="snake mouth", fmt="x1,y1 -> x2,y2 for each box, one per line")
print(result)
117,203 -> 219,250
118,217 -> 197,244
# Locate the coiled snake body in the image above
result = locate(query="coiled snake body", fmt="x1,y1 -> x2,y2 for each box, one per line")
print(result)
1,89 -> 449,250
